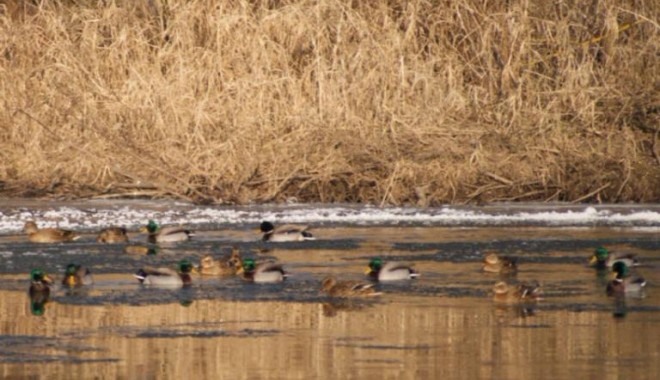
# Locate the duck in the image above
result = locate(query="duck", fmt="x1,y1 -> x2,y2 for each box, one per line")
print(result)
29,268 -> 54,297
606,262 -> 647,297
492,281 -> 541,303
365,258 -> 420,281
62,263 -> 93,287
134,259 -> 196,287
589,246 -> 638,268
28,269 -> 53,317
139,220 -> 194,243
320,276 -> 382,297
235,258 -> 288,283
23,221 -> 81,243
260,221 -> 314,242
96,227 -> 129,243
198,247 -> 242,276
482,253 -> 517,274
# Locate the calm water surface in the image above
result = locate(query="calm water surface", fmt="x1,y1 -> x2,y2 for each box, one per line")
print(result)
0,202 -> 658,379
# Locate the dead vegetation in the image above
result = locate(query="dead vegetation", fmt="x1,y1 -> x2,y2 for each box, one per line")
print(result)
0,0 -> 658,204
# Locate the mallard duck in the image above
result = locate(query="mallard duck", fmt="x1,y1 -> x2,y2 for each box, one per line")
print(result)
235,258 -> 288,283
62,263 -> 93,287
320,276 -> 382,297
492,281 -> 541,303
23,221 -> 81,243
134,259 -> 195,287
365,258 -> 420,281
606,262 -> 646,297
139,220 -> 194,243
590,246 -> 638,268
198,247 -> 242,276
96,227 -> 129,243
482,253 -> 517,274
28,269 -> 53,317
28,268 -> 54,297
260,221 -> 314,242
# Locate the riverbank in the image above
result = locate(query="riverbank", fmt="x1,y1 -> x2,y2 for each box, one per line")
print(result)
1,1 -> 658,204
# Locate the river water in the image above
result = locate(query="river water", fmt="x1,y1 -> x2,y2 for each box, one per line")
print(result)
0,200 -> 658,379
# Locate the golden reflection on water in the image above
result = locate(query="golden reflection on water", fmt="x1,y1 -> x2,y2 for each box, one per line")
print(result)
1,288 -> 658,379
0,225 -> 659,379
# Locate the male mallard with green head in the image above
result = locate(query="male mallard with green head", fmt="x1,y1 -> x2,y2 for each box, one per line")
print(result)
140,220 -> 194,243
28,269 -> 53,316
320,276 -> 382,297
29,269 -> 54,297
134,259 -> 196,287
260,221 -> 314,242
235,258 -> 288,283
23,221 -> 81,243
606,262 -> 646,297
365,257 -> 419,281
482,253 -> 517,274
97,227 -> 129,243
590,246 -> 638,268
492,281 -> 541,304
62,263 -> 93,287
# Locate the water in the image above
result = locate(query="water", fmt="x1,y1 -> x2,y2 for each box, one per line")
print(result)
0,200 -> 659,379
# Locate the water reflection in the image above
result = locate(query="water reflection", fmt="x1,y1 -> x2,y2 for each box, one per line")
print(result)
28,291 -> 49,316
612,297 -> 628,319
0,223 -> 658,379
321,300 -> 376,317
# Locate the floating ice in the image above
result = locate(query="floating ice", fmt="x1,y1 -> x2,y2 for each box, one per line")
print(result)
0,200 -> 658,234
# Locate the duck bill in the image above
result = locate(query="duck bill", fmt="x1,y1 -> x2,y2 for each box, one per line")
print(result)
138,226 -> 149,233
363,266 -> 373,275
43,275 -> 54,285
588,255 -> 597,265
190,266 -> 199,275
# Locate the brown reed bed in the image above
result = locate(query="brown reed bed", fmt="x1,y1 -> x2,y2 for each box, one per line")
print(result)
0,0 -> 658,204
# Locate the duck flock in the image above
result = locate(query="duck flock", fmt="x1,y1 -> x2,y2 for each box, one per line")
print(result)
24,219 -> 648,315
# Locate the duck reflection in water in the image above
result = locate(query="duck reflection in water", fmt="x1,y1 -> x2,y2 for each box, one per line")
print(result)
28,269 -> 53,316
321,300 -> 377,317
125,245 -> 160,255
612,297 -> 627,319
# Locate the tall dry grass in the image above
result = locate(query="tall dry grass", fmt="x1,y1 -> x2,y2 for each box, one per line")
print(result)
0,0 -> 658,204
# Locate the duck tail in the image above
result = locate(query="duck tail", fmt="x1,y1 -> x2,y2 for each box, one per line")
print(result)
134,269 -> 148,283
633,278 -> 647,287
409,270 -> 421,279
301,231 -> 315,240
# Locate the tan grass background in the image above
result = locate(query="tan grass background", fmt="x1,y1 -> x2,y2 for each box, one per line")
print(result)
0,0 -> 658,204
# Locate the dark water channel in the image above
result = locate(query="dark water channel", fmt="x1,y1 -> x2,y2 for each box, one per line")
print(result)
0,201 -> 658,379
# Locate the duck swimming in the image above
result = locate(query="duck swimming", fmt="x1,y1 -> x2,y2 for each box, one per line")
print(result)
23,221 -> 81,243
140,220 -> 194,243
134,259 -> 196,287
260,221 -> 314,242
320,276 -> 382,297
365,258 -> 420,281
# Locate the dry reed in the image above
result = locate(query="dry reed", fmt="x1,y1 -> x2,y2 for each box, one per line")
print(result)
0,0 -> 658,204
